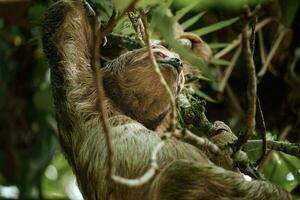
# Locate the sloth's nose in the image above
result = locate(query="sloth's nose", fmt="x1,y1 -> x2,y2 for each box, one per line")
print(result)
168,57 -> 183,72
157,57 -> 183,72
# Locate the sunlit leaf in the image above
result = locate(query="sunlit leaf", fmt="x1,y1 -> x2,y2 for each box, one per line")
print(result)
113,17 -> 135,36
263,152 -> 300,192
210,58 -> 230,66
42,152 -> 81,199
209,42 -> 230,49
137,0 -> 162,9
182,12 -> 206,30
159,0 -> 174,13
195,90 -> 216,103
112,0 -> 130,10
174,0 -> 263,11
196,74 -> 211,81
279,153 -> 300,183
151,8 -> 209,75
174,1 -> 200,21
192,17 -> 239,36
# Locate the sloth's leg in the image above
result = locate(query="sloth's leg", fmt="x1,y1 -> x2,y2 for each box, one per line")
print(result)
150,160 -> 291,200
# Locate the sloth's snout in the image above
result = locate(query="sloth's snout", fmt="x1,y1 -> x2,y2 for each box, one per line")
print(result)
169,57 -> 183,71
157,57 -> 183,72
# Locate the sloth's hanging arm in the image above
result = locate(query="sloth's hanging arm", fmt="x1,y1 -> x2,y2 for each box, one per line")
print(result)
41,1 -> 106,173
42,0 -> 98,130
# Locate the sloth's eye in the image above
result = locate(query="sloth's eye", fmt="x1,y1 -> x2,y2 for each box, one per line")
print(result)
156,52 -> 166,58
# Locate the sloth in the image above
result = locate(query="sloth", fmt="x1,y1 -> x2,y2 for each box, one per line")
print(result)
42,1 -> 291,200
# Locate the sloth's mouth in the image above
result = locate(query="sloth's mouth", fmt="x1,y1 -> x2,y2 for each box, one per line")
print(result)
157,58 -> 183,73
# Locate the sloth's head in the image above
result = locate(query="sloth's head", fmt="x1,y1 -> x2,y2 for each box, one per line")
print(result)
103,45 -> 184,129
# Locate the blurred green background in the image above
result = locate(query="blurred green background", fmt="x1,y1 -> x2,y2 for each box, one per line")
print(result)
0,0 -> 300,199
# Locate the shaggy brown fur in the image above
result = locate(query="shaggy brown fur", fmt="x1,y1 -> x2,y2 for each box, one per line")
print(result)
42,1 -> 291,200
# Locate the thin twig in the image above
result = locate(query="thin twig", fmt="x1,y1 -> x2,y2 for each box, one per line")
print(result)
255,97 -> 267,166
100,0 -> 139,41
258,30 -> 266,65
257,27 -> 286,78
214,18 -> 272,59
289,55 -> 300,83
141,13 -> 177,132
87,0 -> 139,192
249,16 -> 257,55
258,30 -> 278,76
219,47 -> 241,92
225,84 -> 245,118
98,1 -> 174,188
182,129 -> 221,155
248,15 -> 267,167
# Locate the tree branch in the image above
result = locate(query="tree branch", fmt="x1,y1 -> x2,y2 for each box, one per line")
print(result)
234,12 -> 257,152
245,140 -> 300,159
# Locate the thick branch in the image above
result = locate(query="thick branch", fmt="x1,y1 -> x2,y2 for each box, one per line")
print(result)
245,140 -> 300,159
177,94 -> 223,138
235,17 -> 257,151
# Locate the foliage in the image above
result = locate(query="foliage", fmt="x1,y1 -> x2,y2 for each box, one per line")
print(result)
0,0 -> 299,199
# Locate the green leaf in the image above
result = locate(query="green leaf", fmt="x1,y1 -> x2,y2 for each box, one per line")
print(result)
28,5 -> 47,24
209,42 -> 230,49
210,58 -> 230,66
280,0 -> 300,27
174,1 -> 200,21
91,0 -> 113,22
113,17 -> 135,36
262,152 -> 300,192
193,89 -> 216,103
151,8 -> 209,75
295,47 -> 300,59
33,87 -> 53,113
182,12 -> 206,30
113,0 -> 133,10
137,0 -> 162,9
192,17 -> 239,36
263,152 -> 289,185
174,0 -> 262,12
196,74 -> 211,81
158,0 -> 174,12
279,153 -> 300,182
0,19 -> 4,29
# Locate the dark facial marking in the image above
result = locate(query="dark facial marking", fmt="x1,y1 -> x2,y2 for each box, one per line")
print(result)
157,57 -> 183,73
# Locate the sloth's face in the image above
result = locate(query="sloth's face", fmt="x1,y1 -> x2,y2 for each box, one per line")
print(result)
103,45 -> 184,129
121,45 -> 184,95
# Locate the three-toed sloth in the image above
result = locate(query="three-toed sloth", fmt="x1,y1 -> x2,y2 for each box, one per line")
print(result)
42,1 -> 290,199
